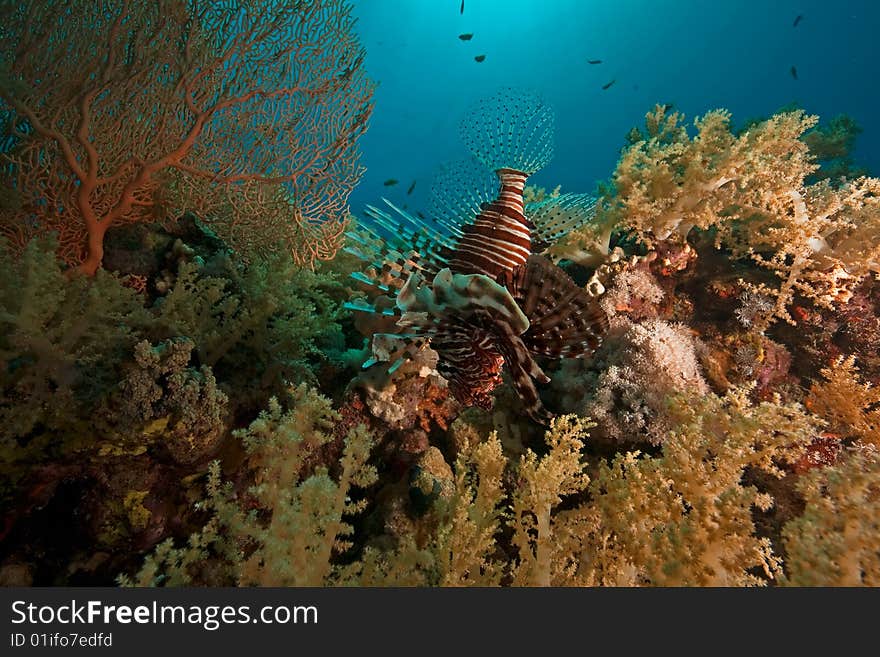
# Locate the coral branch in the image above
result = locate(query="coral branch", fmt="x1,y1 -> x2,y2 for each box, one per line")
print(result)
0,0 -> 374,273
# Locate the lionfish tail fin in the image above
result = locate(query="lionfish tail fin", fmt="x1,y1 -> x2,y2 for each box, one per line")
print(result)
526,193 -> 599,252
429,157 -> 498,230
508,255 -> 608,358
459,88 -> 554,175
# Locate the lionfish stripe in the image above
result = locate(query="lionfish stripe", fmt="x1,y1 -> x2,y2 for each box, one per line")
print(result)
480,212 -> 528,237
459,227 -> 531,259
492,322 -> 553,423
447,168 -> 535,279
453,238 -> 526,264
508,255 -> 608,360
474,206 -> 532,239
450,248 -> 520,277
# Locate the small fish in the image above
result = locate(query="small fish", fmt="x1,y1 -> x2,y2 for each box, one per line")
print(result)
460,0 -> 464,15
458,33 -> 473,41
790,65 -> 798,80
416,211 -> 426,220
793,14 -> 803,27
601,79 -> 616,90
587,59 -> 602,64
407,180 -> 416,195
337,54 -> 364,82
474,54 -> 486,63
383,178 -> 398,187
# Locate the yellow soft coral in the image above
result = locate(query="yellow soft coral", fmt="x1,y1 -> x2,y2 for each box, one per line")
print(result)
781,448 -> 880,586
508,415 -> 594,586
602,104 -> 880,326
607,106 -> 819,243
121,384 -> 378,587
578,388 -> 817,586
806,355 -> 880,447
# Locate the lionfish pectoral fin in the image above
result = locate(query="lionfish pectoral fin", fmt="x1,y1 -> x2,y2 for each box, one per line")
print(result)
361,333 -> 432,375
526,193 -> 599,252
509,255 -> 608,359
504,350 -> 553,424
493,319 -> 554,424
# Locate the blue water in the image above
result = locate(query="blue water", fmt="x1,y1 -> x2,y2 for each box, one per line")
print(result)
349,0 -> 878,215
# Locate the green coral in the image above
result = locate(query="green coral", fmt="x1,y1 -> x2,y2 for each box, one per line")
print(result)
153,253 -> 347,407
781,449 -> 880,586
0,237 -> 149,494
123,491 -> 152,532
0,235 -> 349,579
122,385 -> 377,586
96,339 -> 230,464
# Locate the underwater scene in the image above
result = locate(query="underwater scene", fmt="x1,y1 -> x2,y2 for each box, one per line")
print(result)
0,0 -> 878,587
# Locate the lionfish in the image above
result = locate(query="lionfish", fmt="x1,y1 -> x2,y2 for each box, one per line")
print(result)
344,89 -> 607,422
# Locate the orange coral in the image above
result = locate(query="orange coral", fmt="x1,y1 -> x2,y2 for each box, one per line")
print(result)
0,0 -> 373,274
806,355 -> 880,448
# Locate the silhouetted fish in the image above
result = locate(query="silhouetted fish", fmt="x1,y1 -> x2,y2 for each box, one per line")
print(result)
474,54 -> 486,62
383,179 -> 398,187
460,0 -> 464,15
407,180 -> 416,195
601,79 -> 616,90
587,59 -> 602,64
793,14 -> 803,27
790,66 -> 798,80
459,33 -> 473,41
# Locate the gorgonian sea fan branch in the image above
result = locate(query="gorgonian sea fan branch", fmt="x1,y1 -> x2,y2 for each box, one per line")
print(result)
0,0 -> 374,274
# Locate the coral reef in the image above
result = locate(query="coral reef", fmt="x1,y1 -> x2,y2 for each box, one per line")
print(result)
2,63 -> 879,587
571,104 -> 880,327
121,385 -> 377,587
0,229 -> 353,582
781,447 -> 880,586
555,318 -> 709,444
0,0 -> 373,273
805,355 -> 880,448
